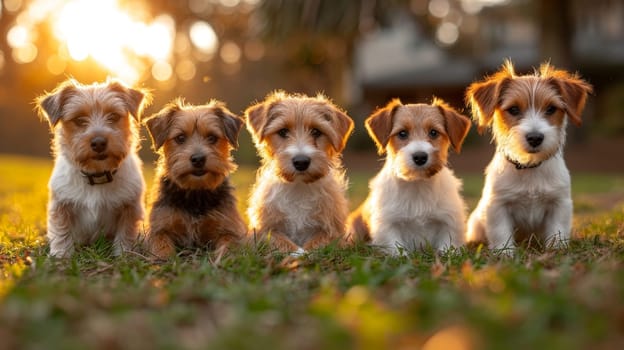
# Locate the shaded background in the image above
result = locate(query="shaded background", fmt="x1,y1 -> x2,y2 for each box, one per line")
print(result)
0,0 -> 623,172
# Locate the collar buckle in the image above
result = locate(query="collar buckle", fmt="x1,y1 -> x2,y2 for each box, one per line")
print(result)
81,170 -> 116,185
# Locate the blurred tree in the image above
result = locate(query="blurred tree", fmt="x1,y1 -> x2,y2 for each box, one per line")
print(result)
0,7 -> 17,104
538,0 -> 573,69
251,0 -> 408,105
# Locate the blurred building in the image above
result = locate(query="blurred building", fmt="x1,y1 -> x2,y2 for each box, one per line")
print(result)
352,0 -> 624,139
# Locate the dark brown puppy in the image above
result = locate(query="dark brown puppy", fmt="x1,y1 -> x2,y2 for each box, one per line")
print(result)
144,99 -> 245,259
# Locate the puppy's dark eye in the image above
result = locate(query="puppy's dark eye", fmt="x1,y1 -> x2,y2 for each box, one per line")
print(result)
429,129 -> 439,139
277,128 -> 289,138
107,113 -> 121,123
310,128 -> 322,138
174,134 -> 186,145
506,106 -> 521,116
397,130 -> 409,140
72,117 -> 89,127
206,135 -> 217,144
545,105 -> 557,116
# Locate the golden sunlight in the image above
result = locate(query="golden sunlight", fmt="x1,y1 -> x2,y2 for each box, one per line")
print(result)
12,0 -> 175,85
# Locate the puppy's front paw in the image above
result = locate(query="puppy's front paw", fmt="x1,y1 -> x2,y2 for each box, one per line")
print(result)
147,234 -> 175,260
289,247 -> 306,257
489,236 -> 516,257
546,236 -> 569,250
48,234 -> 75,258
48,247 -> 74,259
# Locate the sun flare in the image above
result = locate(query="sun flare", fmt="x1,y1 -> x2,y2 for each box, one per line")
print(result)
11,0 -> 176,85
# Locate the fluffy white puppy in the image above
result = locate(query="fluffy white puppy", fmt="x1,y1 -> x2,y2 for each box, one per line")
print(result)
347,98 -> 471,255
466,61 -> 592,252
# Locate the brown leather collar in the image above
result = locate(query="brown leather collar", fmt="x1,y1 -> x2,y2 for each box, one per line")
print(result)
81,170 -> 117,185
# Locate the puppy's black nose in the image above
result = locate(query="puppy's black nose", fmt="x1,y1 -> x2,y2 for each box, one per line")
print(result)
412,152 -> 428,166
90,136 -> 107,153
292,155 -> 311,171
526,132 -> 544,148
190,154 -> 206,168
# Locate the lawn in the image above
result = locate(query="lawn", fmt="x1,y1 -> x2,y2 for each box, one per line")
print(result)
1,154 -> 624,349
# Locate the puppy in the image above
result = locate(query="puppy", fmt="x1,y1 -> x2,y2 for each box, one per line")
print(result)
245,91 -> 354,253
347,98 -> 471,255
144,99 -> 246,259
465,61 -> 593,252
36,78 -> 150,257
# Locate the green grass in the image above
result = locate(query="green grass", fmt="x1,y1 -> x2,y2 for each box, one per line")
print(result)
1,154 -> 624,349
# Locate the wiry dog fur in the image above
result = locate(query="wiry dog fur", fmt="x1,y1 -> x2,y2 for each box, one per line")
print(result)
466,61 -> 593,252
245,91 -> 354,252
144,99 -> 246,259
347,98 -> 471,255
36,78 -> 150,257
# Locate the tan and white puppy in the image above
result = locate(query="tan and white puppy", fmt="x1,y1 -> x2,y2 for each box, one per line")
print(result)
36,78 -> 150,257
466,61 -> 593,252
245,91 -> 354,253
347,98 -> 471,255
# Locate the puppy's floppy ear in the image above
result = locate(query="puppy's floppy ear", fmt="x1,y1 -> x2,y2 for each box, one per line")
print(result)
144,100 -> 181,150
558,78 -> 592,126
542,66 -> 593,127
245,91 -> 290,143
465,61 -> 514,134
213,102 -> 244,149
433,98 -> 471,153
326,106 -> 354,153
35,79 -> 80,127
244,100 -> 270,143
108,80 -> 152,122
365,99 -> 402,154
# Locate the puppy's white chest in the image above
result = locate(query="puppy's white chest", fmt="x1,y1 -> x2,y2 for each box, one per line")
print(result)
496,169 -> 568,206
369,168 -> 464,247
505,185 -> 561,229
489,158 -> 571,232
270,182 -> 321,244
375,188 -> 438,238
75,202 -> 116,235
